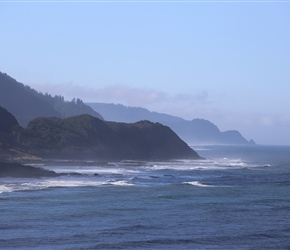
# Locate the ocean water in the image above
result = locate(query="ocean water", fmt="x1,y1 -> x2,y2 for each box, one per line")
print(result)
1,145 -> 290,249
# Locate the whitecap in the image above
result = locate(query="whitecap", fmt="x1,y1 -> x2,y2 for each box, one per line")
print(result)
105,180 -> 134,186
0,178 -> 136,193
182,181 -> 212,187
0,185 -> 14,193
28,179 -> 104,188
43,166 -> 141,175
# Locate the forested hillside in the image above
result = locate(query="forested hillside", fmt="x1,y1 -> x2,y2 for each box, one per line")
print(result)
0,107 -> 201,161
0,72 -> 103,126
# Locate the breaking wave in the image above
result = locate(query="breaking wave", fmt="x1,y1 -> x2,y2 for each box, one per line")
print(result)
182,181 -> 212,187
0,156 -> 274,194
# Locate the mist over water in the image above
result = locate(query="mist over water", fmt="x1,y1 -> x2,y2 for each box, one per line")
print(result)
1,145 -> 290,249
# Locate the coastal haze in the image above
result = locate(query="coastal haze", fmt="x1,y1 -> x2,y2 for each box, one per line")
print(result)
1,2 -> 290,145
1,2 -> 290,249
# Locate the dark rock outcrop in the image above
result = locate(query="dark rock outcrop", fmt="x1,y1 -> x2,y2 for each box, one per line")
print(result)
0,106 -> 19,134
0,162 -> 58,178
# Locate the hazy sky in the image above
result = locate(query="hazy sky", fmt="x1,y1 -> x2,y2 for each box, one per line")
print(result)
1,1 -> 290,145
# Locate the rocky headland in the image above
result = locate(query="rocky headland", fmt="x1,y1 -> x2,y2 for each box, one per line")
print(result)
0,106 -> 202,164
0,162 -> 58,178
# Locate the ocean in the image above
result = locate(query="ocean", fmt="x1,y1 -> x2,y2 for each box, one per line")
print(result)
1,145 -> 290,249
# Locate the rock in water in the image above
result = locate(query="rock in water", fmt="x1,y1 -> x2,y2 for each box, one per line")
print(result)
0,162 -> 58,178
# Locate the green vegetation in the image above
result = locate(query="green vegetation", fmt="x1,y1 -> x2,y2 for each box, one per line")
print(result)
0,105 -> 201,161
0,72 -> 103,127
19,115 -> 200,160
0,72 -> 201,161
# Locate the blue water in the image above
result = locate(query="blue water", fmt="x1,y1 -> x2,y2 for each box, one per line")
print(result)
1,145 -> 290,249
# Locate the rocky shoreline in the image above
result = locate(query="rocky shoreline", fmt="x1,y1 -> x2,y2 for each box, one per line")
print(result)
0,162 -> 59,178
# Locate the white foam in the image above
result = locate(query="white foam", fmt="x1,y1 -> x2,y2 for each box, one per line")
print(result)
0,185 -> 14,193
0,177 -> 136,194
182,181 -> 211,187
0,158 -> 263,194
105,180 -> 134,186
26,179 -> 104,188
145,158 -> 257,171
0,178 -> 105,194
43,166 -> 141,175
221,158 -> 248,167
42,158 -> 258,175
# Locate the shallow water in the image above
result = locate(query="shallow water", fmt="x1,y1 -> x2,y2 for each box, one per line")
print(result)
1,145 -> 290,249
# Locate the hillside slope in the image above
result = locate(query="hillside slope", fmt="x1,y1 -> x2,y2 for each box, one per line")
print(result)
0,72 -> 103,127
19,115 -> 201,160
0,107 -> 201,161
88,102 -> 255,145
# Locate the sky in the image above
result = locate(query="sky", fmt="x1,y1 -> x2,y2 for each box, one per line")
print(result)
1,0 -> 290,145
